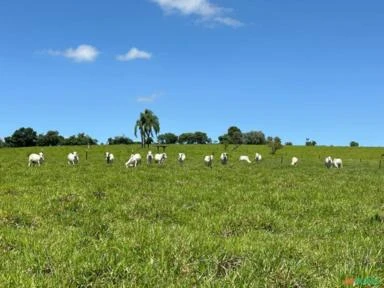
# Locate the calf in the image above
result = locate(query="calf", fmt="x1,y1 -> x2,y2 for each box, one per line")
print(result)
28,152 -> 44,167
105,152 -> 114,164
220,152 -> 228,165
178,153 -> 186,164
239,155 -> 251,163
154,153 -> 167,164
204,154 -> 214,168
67,152 -> 79,165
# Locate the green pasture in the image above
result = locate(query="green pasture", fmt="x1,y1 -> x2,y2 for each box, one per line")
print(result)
0,145 -> 383,287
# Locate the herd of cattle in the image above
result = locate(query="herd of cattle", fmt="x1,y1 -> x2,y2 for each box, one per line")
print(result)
27,151 -> 344,168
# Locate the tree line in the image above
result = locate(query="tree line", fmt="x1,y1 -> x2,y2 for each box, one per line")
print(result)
0,110 -> 279,149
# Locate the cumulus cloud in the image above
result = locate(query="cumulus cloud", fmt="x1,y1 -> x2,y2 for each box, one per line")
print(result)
116,48 -> 152,61
151,0 -> 243,27
47,44 -> 99,62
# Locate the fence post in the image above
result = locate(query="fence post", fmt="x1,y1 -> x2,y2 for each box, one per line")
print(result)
380,160 -> 382,169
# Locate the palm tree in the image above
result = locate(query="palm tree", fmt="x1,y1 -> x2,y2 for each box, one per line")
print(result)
134,109 -> 160,148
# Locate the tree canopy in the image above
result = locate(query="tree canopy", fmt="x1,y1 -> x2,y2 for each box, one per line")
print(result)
134,109 -> 160,148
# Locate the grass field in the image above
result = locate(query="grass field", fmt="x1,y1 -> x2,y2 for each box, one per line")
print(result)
0,145 -> 383,287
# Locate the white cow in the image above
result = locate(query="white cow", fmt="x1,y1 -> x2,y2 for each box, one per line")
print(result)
154,153 -> 167,164
255,153 -> 262,162
105,152 -> 114,164
291,156 -> 299,166
325,156 -> 333,168
28,152 -> 44,167
220,152 -> 228,165
146,151 -> 153,164
333,158 -> 343,168
67,152 -> 79,165
178,153 -> 186,164
125,153 -> 141,168
239,155 -> 251,163
204,154 -> 214,168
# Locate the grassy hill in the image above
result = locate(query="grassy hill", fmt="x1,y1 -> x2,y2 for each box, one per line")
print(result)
0,145 -> 383,287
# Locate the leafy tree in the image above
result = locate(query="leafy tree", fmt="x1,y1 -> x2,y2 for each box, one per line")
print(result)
63,133 -> 98,146
107,136 -> 133,145
36,130 -> 64,146
218,126 -> 243,144
157,133 -> 178,144
134,109 -> 160,148
0,138 -> 4,148
177,132 -> 210,144
227,126 -> 243,144
178,133 -> 195,144
350,141 -> 359,147
194,131 -> 210,144
268,136 -> 283,154
5,127 -> 37,147
242,131 -> 266,145
285,142 -> 293,146
305,138 -> 317,146
218,134 -> 230,145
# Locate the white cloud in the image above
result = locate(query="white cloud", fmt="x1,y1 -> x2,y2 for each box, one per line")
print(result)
214,16 -> 244,28
136,93 -> 159,103
116,48 -> 152,61
151,0 -> 243,27
47,44 -> 99,62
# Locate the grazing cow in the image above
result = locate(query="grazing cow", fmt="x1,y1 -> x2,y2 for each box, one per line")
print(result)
105,152 -> 114,164
239,155 -> 251,163
220,152 -> 228,165
255,153 -> 262,162
154,153 -> 167,164
125,153 -> 141,168
324,156 -> 333,168
178,153 -> 186,164
204,154 -> 214,168
291,156 -> 299,166
333,158 -> 343,168
146,151 -> 153,164
68,152 -> 79,165
28,152 -> 44,167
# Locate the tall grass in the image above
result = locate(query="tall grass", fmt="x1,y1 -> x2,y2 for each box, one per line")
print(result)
0,145 -> 383,287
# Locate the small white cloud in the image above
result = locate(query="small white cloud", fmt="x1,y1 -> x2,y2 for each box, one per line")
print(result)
46,44 -> 99,62
214,16 -> 244,28
116,48 -> 152,61
152,0 -> 219,17
136,93 -> 159,103
152,0 -> 243,27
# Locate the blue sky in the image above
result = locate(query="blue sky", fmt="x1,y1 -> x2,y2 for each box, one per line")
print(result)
0,0 -> 383,146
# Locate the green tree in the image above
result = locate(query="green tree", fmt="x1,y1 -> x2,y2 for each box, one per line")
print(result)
194,131 -> 210,144
178,133 -> 195,144
268,136 -> 283,154
5,127 -> 38,147
134,109 -> 160,148
242,131 -> 266,145
107,136 -> 133,145
36,130 -> 64,146
218,126 -> 243,144
157,133 -> 178,144
63,133 -> 98,145
350,141 -> 359,147
228,126 -> 243,144
305,138 -> 317,146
